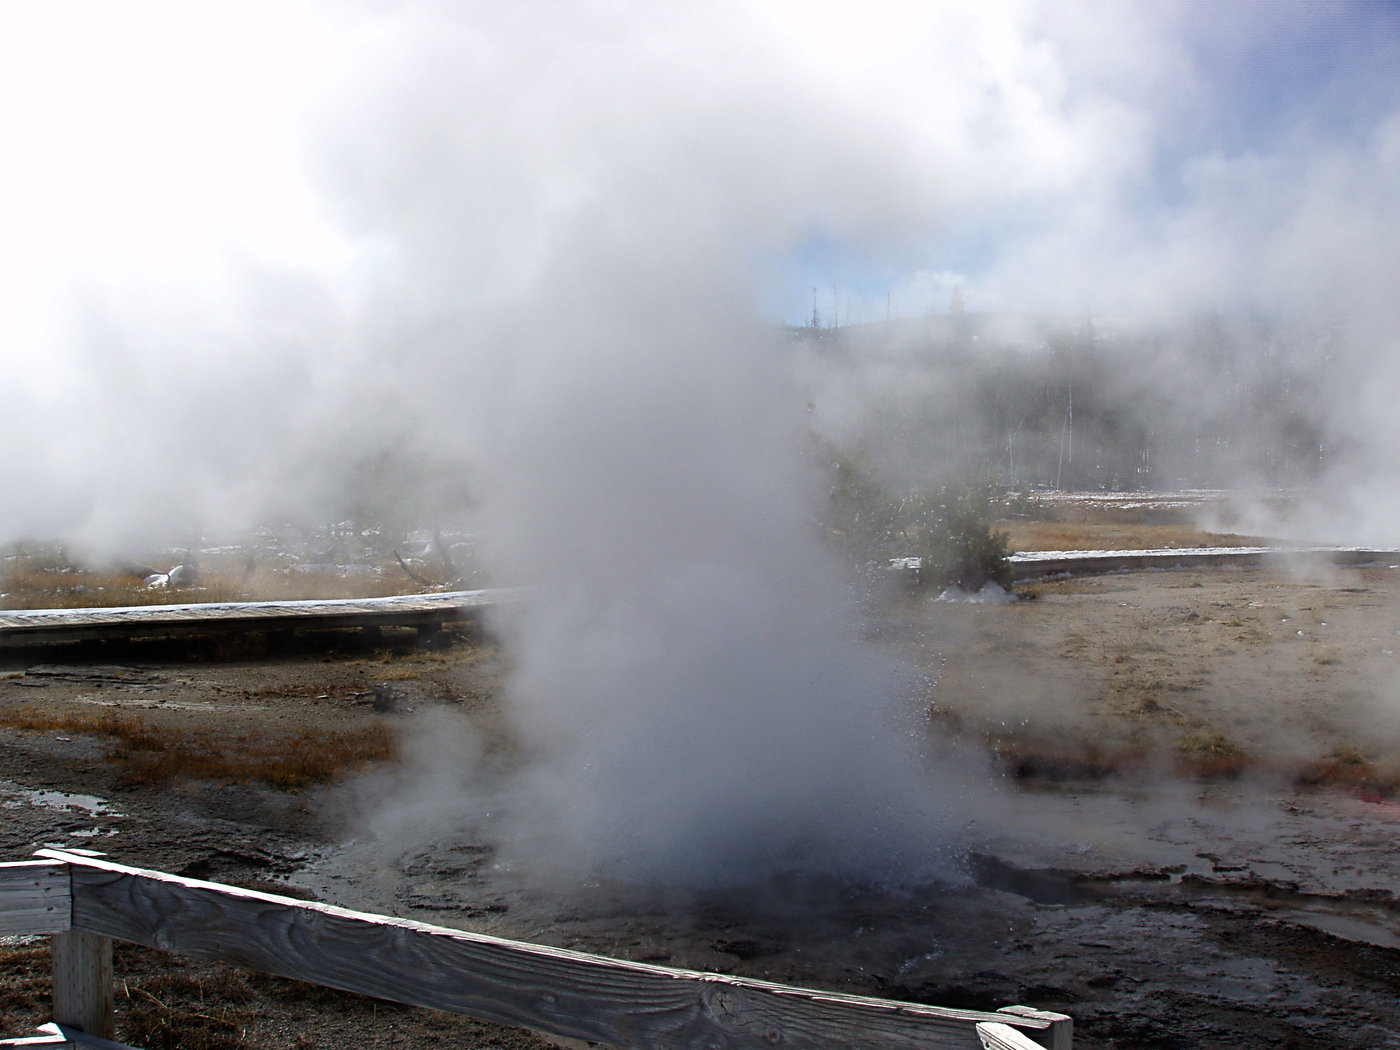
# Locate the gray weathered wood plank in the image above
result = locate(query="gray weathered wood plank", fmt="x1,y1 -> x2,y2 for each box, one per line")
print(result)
50,930 -> 113,1040
0,589 -> 508,630
0,861 -> 70,935
996,1007 -> 1071,1050
978,1022 -> 1048,1050
36,849 -> 1064,1050
0,589 -> 519,648
1008,545 -> 1400,582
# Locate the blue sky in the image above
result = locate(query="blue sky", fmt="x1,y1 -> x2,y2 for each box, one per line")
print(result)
778,0 -> 1400,324
6,1 -> 1398,328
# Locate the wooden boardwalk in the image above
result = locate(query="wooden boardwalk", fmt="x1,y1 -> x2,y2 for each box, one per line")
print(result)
5,546 -> 1395,648
1008,546 -> 1400,581
0,590 -> 513,649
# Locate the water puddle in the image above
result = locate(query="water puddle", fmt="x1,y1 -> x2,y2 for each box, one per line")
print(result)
0,779 -> 124,818
19,789 -> 121,817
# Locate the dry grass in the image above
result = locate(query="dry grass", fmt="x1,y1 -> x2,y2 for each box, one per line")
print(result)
0,943 -> 415,1050
0,708 -> 394,789
348,642 -> 495,680
0,941 -> 548,1050
988,732 -> 1400,797
1298,747 -> 1400,799
1174,730 -> 1252,779
1,569 -> 248,610
117,962 -> 386,1050
122,970 -> 253,1050
1,558 -> 431,612
0,943 -> 48,1037
996,520 -> 1273,553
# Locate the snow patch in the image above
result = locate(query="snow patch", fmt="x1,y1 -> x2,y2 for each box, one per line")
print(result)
934,583 -> 1016,604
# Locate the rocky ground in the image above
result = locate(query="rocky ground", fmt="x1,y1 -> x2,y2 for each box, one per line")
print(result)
4,559 -> 1400,1048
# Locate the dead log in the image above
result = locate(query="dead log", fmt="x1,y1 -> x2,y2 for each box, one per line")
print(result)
393,550 -> 437,589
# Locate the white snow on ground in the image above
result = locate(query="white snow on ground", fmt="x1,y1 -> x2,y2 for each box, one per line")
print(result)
1010,489 -> 1228,510
891,547 -> 1400,575
1009,546 -> 1399,562
1010,546 -> 1275,561
934,583 -> 1016,604
0,589 -> 517,626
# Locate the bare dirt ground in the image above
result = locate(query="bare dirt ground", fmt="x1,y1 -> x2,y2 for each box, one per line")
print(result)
4,558 -> 1400,1048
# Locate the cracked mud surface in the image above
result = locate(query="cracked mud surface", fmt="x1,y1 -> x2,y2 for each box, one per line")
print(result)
5,567 -> 1400,1048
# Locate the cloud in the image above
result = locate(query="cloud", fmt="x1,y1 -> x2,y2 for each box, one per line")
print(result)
1,0 -> 1204,550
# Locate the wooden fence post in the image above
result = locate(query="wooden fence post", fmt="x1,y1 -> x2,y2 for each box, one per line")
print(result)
997,1006 -> 1072,1050
50,929 -> 113,1040
979,1021 -> 1051,1050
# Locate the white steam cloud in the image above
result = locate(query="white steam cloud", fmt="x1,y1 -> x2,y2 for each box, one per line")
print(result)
7,1 -> 1400,884
468,270 -> 962,885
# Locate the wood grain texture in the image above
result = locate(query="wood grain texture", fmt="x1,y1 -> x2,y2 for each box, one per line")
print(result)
50,930 -> 112,1040
36,850 -> 1066,1050
978,1022 -> 1048,1050
0,861 -> 70,935
997,1007 -> 1072,1050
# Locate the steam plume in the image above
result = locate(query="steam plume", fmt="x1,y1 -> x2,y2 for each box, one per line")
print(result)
7,2 -> 1400,884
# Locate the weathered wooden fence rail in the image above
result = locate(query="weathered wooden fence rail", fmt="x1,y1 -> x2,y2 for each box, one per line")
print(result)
0,850 -> 1071,1050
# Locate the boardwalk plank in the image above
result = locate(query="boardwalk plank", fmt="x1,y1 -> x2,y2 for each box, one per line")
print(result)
0,590 -> 514,648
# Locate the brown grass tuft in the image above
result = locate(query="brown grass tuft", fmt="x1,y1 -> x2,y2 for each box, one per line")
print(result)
995,519 -> 1273,554
1,554 -> 430,612
0,943 -> 49,1036
1173,730 -> 1250,778
0,708 -> 394,789
989,732 -> 1400,797
122,972 -> 251,1050
1298,748 -> 1400,799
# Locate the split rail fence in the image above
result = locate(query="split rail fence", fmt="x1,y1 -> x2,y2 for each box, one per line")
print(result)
0,849 -> 1071,1050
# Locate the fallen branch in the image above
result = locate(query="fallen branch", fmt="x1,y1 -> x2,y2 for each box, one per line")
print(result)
434,530 -> 457,582
393,550 -> 437,589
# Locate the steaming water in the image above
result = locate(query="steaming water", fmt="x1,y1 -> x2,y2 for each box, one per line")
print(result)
11,3 -> 1400,900
491,582 -> 964,889
354,285 -> 977,890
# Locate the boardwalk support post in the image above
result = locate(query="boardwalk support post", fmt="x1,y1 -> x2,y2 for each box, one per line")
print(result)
50,929 -> 113,1040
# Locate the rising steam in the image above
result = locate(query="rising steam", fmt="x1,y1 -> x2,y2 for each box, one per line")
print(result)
466,260 -> 966,886
8,2 -> 1400,885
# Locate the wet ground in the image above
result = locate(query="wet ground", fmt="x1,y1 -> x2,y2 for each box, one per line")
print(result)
4,566 -> 1400,1047
280,767 -> 1400,1048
